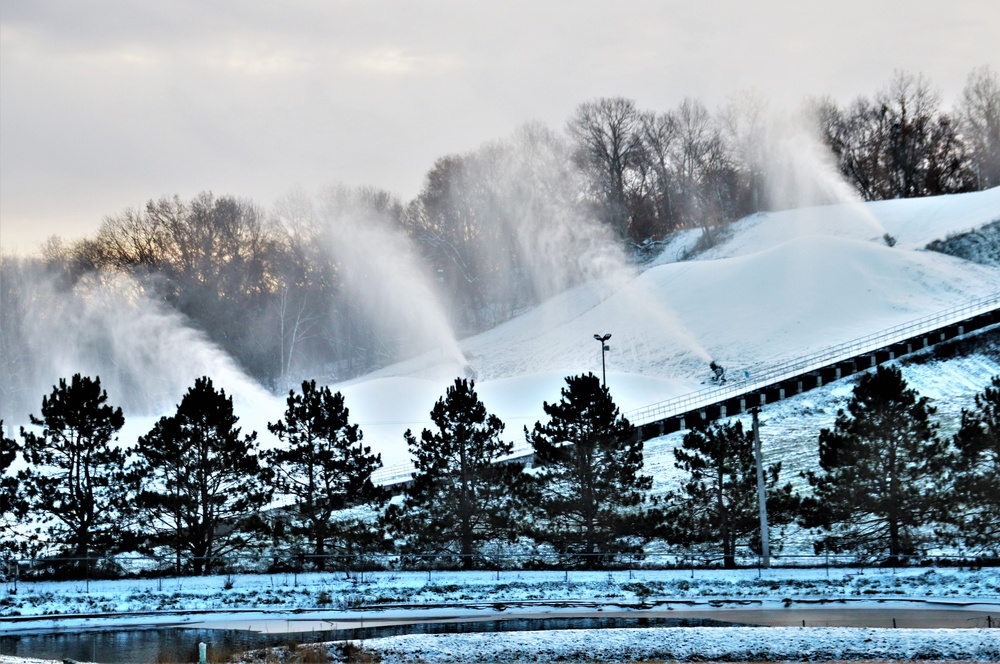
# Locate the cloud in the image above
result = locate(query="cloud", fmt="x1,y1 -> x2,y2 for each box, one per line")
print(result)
1,0 -> 997,252
345,48 -> 465,76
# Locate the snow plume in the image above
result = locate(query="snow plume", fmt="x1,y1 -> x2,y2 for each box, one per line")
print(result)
0,257 -> 274,428
446,123 -> 628,310
437,124 -> 714,374
318,190 -> 467,372
725,94 -> 887,237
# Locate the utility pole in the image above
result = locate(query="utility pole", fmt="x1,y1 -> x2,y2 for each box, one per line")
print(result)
593,334 -> 611,387
751,406 -> 770,568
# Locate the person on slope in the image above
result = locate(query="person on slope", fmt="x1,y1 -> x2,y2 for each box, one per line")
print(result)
710,361 -> 727,384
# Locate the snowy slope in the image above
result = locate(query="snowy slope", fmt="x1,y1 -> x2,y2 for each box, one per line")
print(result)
334,190 -> 1000,466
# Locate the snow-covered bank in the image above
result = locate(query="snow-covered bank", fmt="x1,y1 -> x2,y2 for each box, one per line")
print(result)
331,190 -> 1000,466
3,567 -> 998,620
354,626 -> 1000,663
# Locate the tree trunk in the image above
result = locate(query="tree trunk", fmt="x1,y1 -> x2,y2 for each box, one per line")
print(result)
315,535 -> 327,572
723,535 -> 736,569
888,519 -> 901,567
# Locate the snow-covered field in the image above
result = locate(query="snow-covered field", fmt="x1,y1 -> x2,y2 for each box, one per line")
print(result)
3,567 -> 999,662
4,566 -> 998,620
350,626 -> 1000,663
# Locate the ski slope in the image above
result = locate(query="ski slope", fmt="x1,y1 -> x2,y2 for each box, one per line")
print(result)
10,189 -> 996,475
335,189 -> 1000,468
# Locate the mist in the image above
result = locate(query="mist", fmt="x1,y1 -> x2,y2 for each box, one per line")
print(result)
319,186 -> 468,374
724,94 -> 889,238
0,256 -> 277,433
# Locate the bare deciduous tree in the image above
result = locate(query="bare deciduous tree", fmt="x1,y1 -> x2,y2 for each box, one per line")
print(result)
567,97 -> 647,238
960,65 -> 1000,189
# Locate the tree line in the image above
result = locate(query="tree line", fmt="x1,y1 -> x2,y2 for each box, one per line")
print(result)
2,365 -> 997,574
2,69 -> 997,405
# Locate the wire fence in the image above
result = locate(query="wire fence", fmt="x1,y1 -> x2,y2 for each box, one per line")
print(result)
5,550 -> 998,583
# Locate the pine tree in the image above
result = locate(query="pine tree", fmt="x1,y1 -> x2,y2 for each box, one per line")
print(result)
1,421 -> 25,555
946,375 -> 1000,554
664,420 -> 799,568
265,380 -> 387,569
802,365 -> 948,564
527,373 -> 654,566
131,377 -> 272,575
0,421 -> 16,515
385,378 -> 531,568
17,375 -> 129,567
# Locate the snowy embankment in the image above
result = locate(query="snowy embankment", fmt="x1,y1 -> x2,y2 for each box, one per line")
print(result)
3,567 -> 997,619
335,189 -> 1000,469
357,626 -> 1000,663
6,568 -> 998,663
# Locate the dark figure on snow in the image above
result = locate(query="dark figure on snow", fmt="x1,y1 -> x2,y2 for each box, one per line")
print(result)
710,361 -> 726,384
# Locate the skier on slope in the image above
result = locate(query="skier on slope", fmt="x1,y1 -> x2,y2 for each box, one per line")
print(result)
710,361 -> 726,384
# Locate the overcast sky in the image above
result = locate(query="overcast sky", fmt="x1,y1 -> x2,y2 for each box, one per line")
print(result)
1,0 -> 997,252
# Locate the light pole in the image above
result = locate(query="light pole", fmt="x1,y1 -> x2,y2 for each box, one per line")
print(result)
750,406 -> 770,568
593,333 -> 611,387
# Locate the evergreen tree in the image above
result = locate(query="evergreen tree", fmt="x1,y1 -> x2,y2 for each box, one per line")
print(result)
946,375 -> 1000,554
17,375 -> 129,566
265,380 -> 387,569
385,378 -> 530,568
663,420 -> 799,568
527,373 -> 654,566
131,377 -> 272,575
802,365 -> 948,564
1,421 -> 25,555
0,421 -> 17,515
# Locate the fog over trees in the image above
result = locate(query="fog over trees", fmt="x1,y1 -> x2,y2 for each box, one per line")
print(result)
0,68 -> 997,412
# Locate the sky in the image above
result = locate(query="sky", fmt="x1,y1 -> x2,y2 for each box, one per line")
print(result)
1,0 -> 998,253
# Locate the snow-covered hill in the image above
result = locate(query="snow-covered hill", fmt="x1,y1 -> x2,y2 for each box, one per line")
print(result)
333,189 -> 1000,468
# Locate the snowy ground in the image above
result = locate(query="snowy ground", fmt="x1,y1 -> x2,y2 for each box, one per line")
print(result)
342,626 -> 1000,663
3,567 -> 999,662
3,566 -> 997,621
4,624 -> 999,663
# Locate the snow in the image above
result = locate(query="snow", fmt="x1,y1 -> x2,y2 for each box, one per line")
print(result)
3,567 -> 999,662
688,187 -> 1000,259
329,190 -> 1000,468
359,626 -> 1000,663
4,567 -> 997,620
9,567 -> 1000,662
5,191 -> 1000,662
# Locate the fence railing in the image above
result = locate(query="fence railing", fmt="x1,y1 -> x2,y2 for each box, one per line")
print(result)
372,294 -> 1000,486
624,293 -> 1000,426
